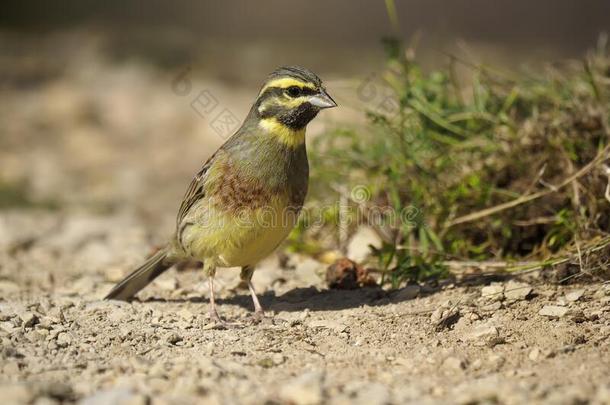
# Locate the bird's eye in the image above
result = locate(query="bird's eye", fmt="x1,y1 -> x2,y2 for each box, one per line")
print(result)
286,86 -> 302,97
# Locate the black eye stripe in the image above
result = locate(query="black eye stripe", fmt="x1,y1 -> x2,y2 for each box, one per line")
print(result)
260,86 -> 316,100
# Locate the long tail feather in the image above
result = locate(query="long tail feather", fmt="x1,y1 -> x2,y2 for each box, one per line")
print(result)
104,247 -> 175,301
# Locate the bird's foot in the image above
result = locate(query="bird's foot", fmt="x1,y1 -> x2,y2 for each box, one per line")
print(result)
250,309 -> 272,325
207,309 -> 244,330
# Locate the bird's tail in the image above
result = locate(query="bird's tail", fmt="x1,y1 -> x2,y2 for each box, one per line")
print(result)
104,247 -> 176,301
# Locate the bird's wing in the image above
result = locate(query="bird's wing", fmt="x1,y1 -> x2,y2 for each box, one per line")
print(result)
175,150 -> 219,227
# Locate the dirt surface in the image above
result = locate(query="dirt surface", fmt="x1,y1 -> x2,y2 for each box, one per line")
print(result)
1,32 -> 610,405
1,211 -> 609,405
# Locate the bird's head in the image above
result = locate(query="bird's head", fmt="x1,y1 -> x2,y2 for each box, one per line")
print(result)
250,66 -> 337,147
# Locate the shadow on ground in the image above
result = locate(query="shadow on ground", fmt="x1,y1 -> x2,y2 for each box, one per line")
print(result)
144,286 -> 398,313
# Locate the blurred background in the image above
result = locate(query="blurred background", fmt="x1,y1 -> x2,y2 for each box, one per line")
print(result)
1,0 -> 610,247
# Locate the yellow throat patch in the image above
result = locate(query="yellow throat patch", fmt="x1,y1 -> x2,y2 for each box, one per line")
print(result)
259,117 -> 305,148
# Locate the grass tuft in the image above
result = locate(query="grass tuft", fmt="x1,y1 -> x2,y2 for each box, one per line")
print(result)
299,37 -> 610,285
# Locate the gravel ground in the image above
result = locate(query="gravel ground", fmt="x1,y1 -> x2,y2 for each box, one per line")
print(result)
1,211 -> 609,405
1,32 -> 609,405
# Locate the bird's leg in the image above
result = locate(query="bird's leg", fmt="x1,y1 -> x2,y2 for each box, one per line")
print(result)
240,266 -> 265,319
204,261 -> 223,323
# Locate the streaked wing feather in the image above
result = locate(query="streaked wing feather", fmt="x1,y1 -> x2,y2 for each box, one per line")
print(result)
176,151 -> 217,226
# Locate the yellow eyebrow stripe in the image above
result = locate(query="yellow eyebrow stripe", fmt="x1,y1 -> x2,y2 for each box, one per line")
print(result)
259,77 -> 316,95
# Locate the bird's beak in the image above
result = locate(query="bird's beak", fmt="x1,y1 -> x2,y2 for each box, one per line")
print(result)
308,88 -> 337,109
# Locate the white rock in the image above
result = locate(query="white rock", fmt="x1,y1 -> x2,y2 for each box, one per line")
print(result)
504,281 -> 532,301
279,371 -> 324,405
528,348 -> 541,361
539,305 -> 569,318
565,289 -> 585,302
465,324 -> 499,345
481,284 -> 504,301
346,226 -> 382,263
56,332 -> 72,348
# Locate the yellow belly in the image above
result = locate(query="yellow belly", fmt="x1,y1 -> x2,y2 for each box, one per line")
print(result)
181,195 -> 299,267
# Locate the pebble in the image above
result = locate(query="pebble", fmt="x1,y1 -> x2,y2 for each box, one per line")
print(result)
529,348 -> 541,361
465,324 -> 499,346
481,284 -> 504,301
565,289 -> 585,302
480,301 -> 502,312
19,312 -> 39,328
166,332 -> 183,345
56,332 -> 72,348
272,353 -> 286,366
279,371 -> 324,405
443,356 -> 466,371
539,305 -> 569,318
393,285 -> 421,301
503,281 -> 533,302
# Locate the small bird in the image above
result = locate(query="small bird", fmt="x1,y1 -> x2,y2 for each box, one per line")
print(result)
105,66 -> 337,322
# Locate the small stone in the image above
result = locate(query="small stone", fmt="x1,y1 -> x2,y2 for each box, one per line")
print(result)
166,332 -> 182,345
443,356 -> 466,371
56,332 -> 72,348
393,285 -> 421,301
19,312 -> 39,328
278,371 -> 324,405
565,289 -> 585,302
272,353 -> 286,365
503,281 -> 533,301
465,324 -> 499,346
568,309 -> 586,323
471,359 -> 483,370
539,305 -> 569,318
481,284 -> 504,301
529,348 -> 541,361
